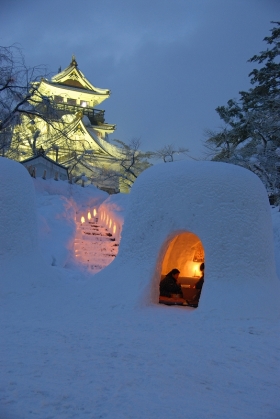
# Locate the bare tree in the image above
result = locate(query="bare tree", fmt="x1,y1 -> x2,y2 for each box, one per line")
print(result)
89,138 -> 153,191
0,45 -> 64,157
152,144 -> 190,162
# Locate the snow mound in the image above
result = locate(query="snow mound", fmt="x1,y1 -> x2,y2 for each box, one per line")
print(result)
33,177 -> 108,212
36,194 -> 76,267
99,193 -> 129,213
0,157 -> 61,293
271,206 -> 280,278
95,161 -> 280,319
0,157 -> 40,261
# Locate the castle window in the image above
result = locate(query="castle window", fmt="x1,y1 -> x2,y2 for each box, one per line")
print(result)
80,100 -> 88,107
54,95 -> 63,103
67,98 -> 76,106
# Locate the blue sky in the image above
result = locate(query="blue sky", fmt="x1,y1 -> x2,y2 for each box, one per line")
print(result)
1,0 -> 279,158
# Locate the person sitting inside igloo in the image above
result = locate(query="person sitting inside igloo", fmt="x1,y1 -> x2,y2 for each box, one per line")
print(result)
186,263 -> 205,307
160,268 -> 183,298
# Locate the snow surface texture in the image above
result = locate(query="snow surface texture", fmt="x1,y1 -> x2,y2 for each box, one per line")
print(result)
0,157 -> 39,261
97,161 -> 280,318
0,158 -> 66,289
271,205 -> 280,278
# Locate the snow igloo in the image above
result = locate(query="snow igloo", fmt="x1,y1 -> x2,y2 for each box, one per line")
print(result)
102,160 -> 280,318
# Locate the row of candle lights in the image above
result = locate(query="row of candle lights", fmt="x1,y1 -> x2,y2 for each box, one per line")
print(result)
80,208 -> 117,235
100,211 -> 117,235
80,208 -> 97,224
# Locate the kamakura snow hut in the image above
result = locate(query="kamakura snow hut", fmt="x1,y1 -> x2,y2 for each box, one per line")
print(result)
97,160 -> 280,318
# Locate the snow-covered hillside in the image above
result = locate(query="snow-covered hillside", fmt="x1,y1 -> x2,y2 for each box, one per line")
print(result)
1,158 -> 279,419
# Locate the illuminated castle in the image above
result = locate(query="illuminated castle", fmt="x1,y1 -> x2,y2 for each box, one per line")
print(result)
12,57 -> 127,192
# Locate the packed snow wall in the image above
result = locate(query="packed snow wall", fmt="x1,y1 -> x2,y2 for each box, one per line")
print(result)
95,160 -> 280,318
98,193 -> 129,242
0,158 -> 50,285
0,157 -> 39,260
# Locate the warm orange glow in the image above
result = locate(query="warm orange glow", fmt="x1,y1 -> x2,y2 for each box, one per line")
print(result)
193,263 -> 202,277
88,212 -> 91,220
106,215 -> 109,225
81,216 -> 85,224
193,242 -> 204,262
109,219 -> 112,228
93,208 -> 97,217
113,223 -> 116,235
161,232 -> 204,278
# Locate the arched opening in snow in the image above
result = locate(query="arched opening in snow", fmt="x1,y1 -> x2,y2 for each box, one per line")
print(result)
159,232 -> 205,307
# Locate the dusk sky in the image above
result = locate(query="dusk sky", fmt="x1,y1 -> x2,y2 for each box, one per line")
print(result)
1,0 -> 279,159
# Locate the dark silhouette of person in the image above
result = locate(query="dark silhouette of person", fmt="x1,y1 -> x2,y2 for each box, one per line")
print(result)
160,268 -> 183,298
187,263 -> 204,307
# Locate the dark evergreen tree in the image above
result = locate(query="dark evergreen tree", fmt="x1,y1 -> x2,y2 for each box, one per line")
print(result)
205,22 -> 280,201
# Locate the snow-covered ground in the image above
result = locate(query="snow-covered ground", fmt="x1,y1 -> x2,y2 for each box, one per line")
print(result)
1,158 -> 280,419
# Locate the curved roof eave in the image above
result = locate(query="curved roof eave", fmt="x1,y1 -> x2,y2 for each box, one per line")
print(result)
93,123 -> 116,133
51,64 -> 110,95
39,79 -> 110,98
83,123 -> 124,158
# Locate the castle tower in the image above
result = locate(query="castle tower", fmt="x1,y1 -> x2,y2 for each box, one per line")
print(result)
11,57 -> 128,193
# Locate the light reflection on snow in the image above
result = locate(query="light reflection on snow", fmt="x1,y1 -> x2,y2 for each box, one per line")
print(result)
74,210 -> 119,273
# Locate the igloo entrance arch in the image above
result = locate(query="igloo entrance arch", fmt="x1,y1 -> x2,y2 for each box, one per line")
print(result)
161,232 -> 204,279
159,232 -> 205,305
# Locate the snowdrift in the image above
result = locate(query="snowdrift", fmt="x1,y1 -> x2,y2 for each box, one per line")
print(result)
0,157 -> 64,292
